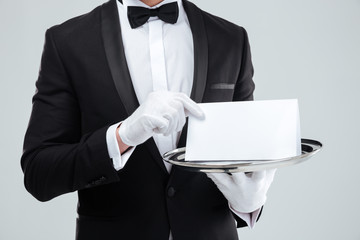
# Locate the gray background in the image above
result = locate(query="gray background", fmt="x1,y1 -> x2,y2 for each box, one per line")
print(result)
1,0 -> 359,239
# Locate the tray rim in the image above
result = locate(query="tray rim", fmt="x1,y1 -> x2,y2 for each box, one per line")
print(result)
162,138 -> 322,173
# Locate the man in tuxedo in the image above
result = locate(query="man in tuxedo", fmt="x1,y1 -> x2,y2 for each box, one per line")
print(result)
21,0 -> 276,239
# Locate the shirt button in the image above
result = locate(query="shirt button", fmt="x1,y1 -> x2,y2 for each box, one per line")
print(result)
167,187 -> 176,198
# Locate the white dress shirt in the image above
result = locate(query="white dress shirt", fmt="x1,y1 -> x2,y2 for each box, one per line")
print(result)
105,0 -> 261,233
106,0 -> 193,172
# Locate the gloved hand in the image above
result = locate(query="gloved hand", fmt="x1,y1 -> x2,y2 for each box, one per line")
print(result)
207,169 -> 277,213
119,91 -> 204,146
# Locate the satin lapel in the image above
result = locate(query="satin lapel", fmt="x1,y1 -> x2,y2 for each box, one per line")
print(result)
101,0 -> 168,174
183,0 -> 208,103
170,1 -> 209,182
101,0 -> 139,115
177,0 -> 209,149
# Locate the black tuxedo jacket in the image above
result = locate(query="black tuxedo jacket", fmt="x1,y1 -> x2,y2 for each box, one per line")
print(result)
21,0 -> 255,239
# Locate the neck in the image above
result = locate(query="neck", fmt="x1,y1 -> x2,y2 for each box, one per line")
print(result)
140,0 -> 164,7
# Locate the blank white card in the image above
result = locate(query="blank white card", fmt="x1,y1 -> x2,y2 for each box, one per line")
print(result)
185,99 -> 301,161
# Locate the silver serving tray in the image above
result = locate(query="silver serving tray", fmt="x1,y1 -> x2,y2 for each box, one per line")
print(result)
163,139 -> 322,173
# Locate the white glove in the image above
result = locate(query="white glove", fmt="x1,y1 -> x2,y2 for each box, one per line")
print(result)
119,91 -> 204,146
207,169 -> 277,213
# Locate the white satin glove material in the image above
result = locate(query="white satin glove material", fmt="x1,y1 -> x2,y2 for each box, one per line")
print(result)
207,169 -> 277,213
119,91 -> 204,146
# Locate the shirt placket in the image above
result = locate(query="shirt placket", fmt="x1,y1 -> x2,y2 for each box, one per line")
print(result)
148,19 -> 174,172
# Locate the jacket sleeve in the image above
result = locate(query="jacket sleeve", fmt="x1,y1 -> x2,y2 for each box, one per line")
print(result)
21,28 -> 120,202
233,27 -> 255,102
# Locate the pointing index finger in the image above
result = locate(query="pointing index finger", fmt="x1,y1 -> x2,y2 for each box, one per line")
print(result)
175,93 -> 205,119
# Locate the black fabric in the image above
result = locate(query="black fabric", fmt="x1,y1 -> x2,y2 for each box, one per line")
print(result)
21,0 -> 257,239
127,2 -> 179,28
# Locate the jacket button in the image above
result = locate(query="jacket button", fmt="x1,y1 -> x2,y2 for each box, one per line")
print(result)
167,187 -> 176,197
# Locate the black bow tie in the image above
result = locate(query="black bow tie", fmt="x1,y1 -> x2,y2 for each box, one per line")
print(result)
125,2 -> 179,29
